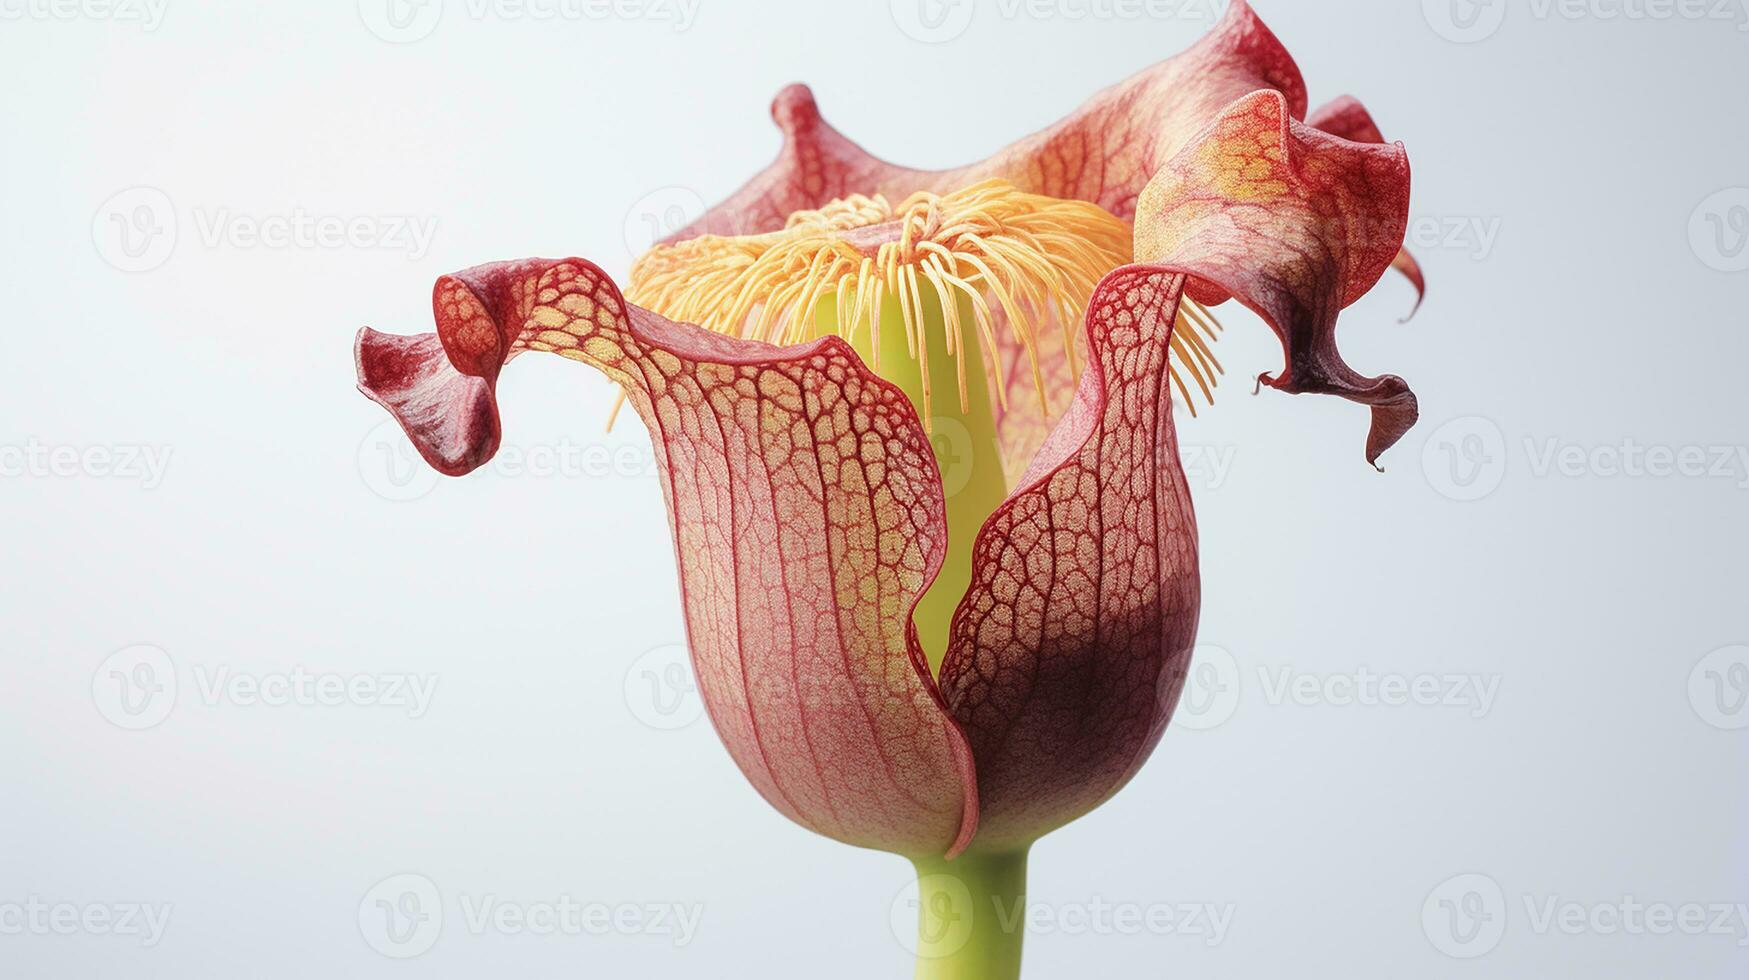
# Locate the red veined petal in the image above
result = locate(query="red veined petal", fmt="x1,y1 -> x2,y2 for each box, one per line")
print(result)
355,258 -> 979,858
656,1 -> 1307,473
938,265 -> 1201,852
667,1 -> 1305,244
1308,95 -> 1427,320
937,90 -> 1420,849
653,2 -> 1422,477
1136,90 -> 1418,466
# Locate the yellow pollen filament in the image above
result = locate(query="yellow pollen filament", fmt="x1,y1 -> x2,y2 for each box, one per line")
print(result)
626,179 -> 1226,425
625,179 -> 1228,669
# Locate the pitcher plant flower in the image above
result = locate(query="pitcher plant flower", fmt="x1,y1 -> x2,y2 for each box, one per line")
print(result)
354,4 -> 1419,976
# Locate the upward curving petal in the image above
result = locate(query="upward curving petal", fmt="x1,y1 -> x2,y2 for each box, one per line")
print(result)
938,263 -> 1202,852
1307,95 -> 1427,319
1135,90 -> 1418,465
668,1 -> 1304,242
356,258 -> 979,858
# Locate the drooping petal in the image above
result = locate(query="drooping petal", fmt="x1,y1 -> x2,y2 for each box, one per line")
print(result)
938,265 -> 1202,852
355,258 -> 979,858
651,1 -> 1418,476
1307,95 -> 1426,319
938,90 -> 1420,850
355,327 -> 499,477
1136,90 -> 1418,465
654,1 -> 1307,472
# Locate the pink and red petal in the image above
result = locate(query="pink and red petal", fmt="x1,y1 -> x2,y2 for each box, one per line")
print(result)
356,259 -> 979,858
1308,95 -> 1426,319
656,1 -> 1418,470
659,1 -> 1316,479
1136,90 -> 1418,465
667,1 -> 1306,245
939,265 -> 1202,852
940,90 -> 1420,847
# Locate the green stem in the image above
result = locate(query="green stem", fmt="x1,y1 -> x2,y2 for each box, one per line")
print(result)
910,849 -> 1030,980
814,282 -> 1011,672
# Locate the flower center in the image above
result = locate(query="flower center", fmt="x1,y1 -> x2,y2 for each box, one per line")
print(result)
628,179 -> 1224,667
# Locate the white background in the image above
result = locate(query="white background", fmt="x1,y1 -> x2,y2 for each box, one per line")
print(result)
2,0 -> 1746,976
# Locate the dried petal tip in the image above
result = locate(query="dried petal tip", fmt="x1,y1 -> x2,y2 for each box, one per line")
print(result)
629,179 -> 1224,421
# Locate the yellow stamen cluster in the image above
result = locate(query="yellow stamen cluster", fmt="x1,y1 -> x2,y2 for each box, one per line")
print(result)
627,178 -> 1224,422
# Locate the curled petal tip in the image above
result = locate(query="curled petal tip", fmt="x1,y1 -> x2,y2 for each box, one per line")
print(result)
360,258 -> 981,859
1393,249 -> 1428,323
770,83 -> 819,132
354,325 -> 501,477
1137,89 -> 1419,465
1308,95 -> 1428,322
